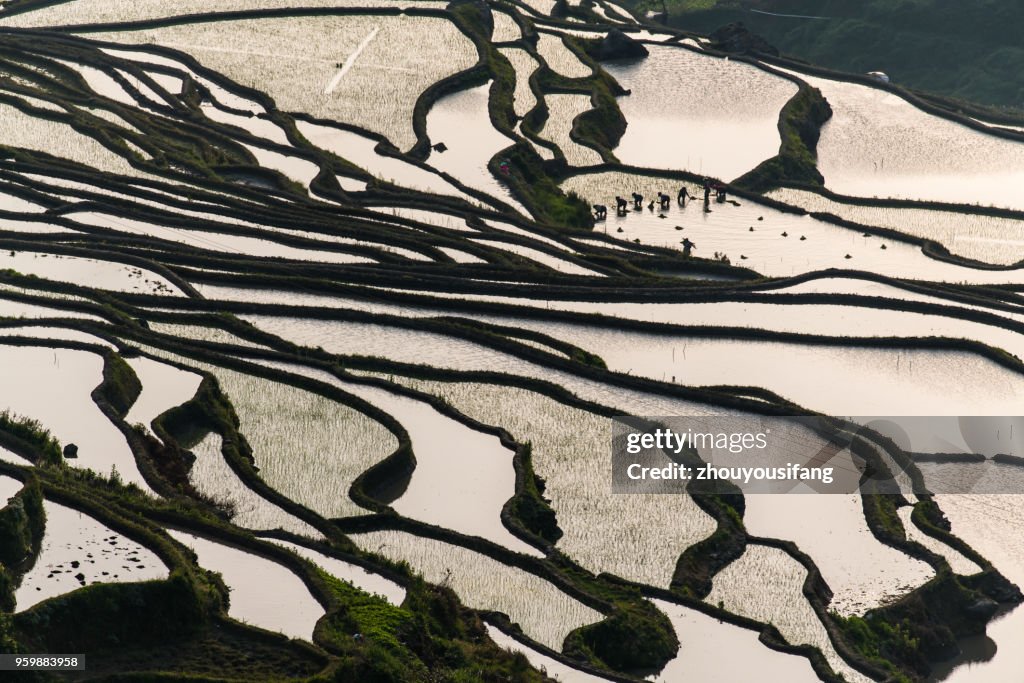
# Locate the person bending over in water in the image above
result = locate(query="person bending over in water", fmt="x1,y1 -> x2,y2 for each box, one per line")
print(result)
658,192 -> 671,209
632,192 -> 643,210
615,196 -> 629,215
593,204 -> 607,220
678,186 -> 692,205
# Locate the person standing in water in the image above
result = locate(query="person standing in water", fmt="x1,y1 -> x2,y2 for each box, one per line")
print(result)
682,237 -> 696,257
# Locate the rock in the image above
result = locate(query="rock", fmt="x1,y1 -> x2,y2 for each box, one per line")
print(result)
431,142 -> 448,153
63,443 -> 79,459
595,29 -> 649,62
709,23 -> 779,57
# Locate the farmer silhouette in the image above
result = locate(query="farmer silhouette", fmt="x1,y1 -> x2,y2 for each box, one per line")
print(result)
681,237 -> 696,257
593,204 -> 607,220
615,196 -> 629,215
632,192 -> 643,210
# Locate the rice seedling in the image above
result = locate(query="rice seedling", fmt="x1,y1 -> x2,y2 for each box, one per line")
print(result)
188,433 -> 323,538
537,93 -> 603,166
706,543 -> 872,683
238,316 -> 555,377
0,100 -> 143,177
168,529 -> 324,640
535,34 -> 591,79
518,0 -> 557,16
249,360 -> 542,556
142,347 -> 397,519
498,47 -> 539,118
267,538 -> 405,606
491,10 -> 522,43
9,94 -> 64,112
768,187 -> 1024,266
352,529 -> 603,650
16,499 -> 168,612
0,0 -> 450,28
383,378 -> 717,587
602,45 -> 796,181
90,15 -> 477,151
240,314 -> 720,419
148,322 -> 270,349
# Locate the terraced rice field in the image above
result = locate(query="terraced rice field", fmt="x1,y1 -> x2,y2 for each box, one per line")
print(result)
0,2 -> 1019,680
604,45 -> 797,181
88,15 -> 477,151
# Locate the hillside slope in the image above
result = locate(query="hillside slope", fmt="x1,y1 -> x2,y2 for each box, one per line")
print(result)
635,0 -> 1024,109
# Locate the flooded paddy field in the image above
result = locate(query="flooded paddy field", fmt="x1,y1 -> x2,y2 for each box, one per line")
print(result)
603,45 -> 797,181
0,1 -> 1019,680
351,528 -> 603,650
17,498 -> 168,612
775,67 -> 1024,213
168,529 -> 324,640
707,543 -> 872,683
562,171 -> 1024,282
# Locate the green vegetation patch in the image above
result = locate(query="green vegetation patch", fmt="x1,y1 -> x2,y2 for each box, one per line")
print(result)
734,83 -> 832,191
